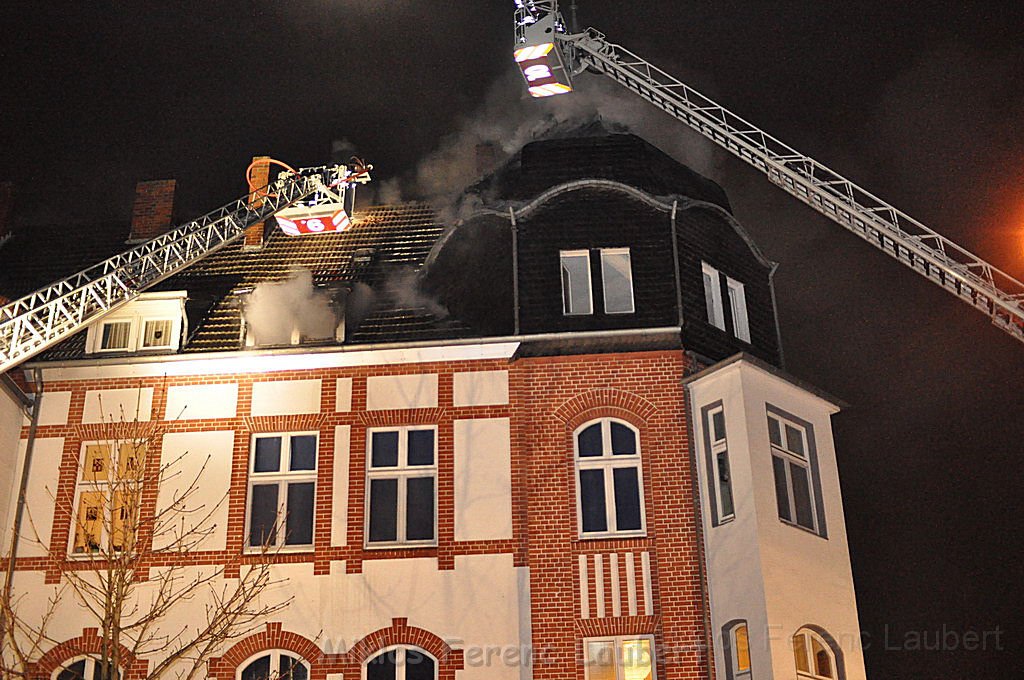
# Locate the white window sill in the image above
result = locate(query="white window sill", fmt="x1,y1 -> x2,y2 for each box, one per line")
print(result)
577,530 -> 647,541
363,540 -> 438,551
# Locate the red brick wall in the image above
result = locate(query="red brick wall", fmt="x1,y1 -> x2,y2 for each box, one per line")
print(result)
129,180 -> 176,242
245,156 -> 271,248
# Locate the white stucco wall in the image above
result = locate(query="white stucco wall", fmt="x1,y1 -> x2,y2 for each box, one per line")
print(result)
0,385 -> 25,543
155,431 -> 235,551
164,383 -> 238,420
453,370 -> 509,407
454,418 -> 513,541
366,374 -> 438,410
83,387 -> 154,424
251,379 -> 322,416
688,359 -> 866,680
1,437 -> 63,557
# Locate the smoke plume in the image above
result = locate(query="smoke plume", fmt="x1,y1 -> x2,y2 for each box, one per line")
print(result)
244,270 -> 337,346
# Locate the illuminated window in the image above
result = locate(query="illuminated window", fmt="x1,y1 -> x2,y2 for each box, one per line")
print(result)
70,441 -> 145,555
366,646 -> 437,680
702,404 -> 734,523
723,621 -> 751,679
726,277 -> 750,342
366,427 -> 437,547
99,321 -> 132,351
86,292 -> 186,354
53,657 -> 120,680
793,628 -> 840,680
768,410 -> 825,536
561,250 -> 594,315
702,262 -> 725,331
600,248 -> 635,314
237,651 -> 309,680
583,636 -> 656,680
246,433 -> 318,550
141,319 -> 174,348
576,419 -> 645,538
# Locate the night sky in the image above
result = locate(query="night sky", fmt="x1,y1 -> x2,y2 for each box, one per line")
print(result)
3,1 -> 1023,676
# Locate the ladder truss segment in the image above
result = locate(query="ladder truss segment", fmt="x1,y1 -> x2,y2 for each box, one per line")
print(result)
563,29 -> 1024,344
0,168 -> 340,373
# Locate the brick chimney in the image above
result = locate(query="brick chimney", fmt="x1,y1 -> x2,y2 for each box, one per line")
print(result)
129,179 -> 176,243
0,182 -> 14,245
244,155 -> 271,249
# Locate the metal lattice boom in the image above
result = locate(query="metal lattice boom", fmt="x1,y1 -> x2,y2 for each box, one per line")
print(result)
548,25 -> 1024,344
0,167 -> 345,372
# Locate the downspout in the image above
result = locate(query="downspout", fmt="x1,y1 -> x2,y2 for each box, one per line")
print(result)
3,368 -> 42,616
768,262 -> 786,370
669,200 -> 685,327
510,206 -> 521,336
682,378 -> 716,680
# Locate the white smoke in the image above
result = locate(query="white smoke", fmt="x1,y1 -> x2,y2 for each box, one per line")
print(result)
384,267 -> 448,318
244,269 -> 337,346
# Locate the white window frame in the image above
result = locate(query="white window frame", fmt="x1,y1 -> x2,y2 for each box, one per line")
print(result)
599,247 -> 635,314
86,292 -> 187,354
728,621 -> 752,679
140,317 -> 177,349
707,405 -> 735,522
68,440 -> 145,557
768,413 -> 819,533
97,318 -> 134,352
582,635 -> 658,680
574,419 -> 647,539
364,426 -> 439,549
363,645 -> 439,680
702,262 -> 726,331
52,656 -> 120,680
244,432 -> 319,552
560,249 -> 594,315
726,276 -> 751,343
236,650 -> 310,680
793,628 -> 839,680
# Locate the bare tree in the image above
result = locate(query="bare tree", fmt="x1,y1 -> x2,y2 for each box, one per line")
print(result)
2,400 -> 291,679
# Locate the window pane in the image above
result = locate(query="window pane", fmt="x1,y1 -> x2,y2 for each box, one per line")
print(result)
771,456 -> 791,522
578,423 -> 603,457
717,451 -> 735,518
254,437 -> 282,473
580,469 -> 608,533
613,467 -> 642,531
82,444 -> 111,482
285,482 -> 315,545
621,639 -> 654,680
793,633 -> 810,673
280,655 -> 308,680
561,252 -> 592,315
101,321 -> 131,350
368,478 -> 398,542
57,659 -> 88,680
727,280 -> 750,343
74,491 -> 105,553
703,267 -> 724,330
768,417 -> 783,447
406,477 -> 435,541
735,624 -> 751,672
812,638 -> 833,678
249,484 -> 279,547
790,462 -> 815,530
408,429 -> 435,466
712,409 -> 726,442
366,650 -> 397,680
405,649 -> 436,680
601,250 -> 634,314
242,654 -> 272,680
586,641 -> 617,680
371,431 -> 400,468
290,435 -> 317,471
785,424 -> 805,456
142,319 -> 173,348
610,422 -> 637,455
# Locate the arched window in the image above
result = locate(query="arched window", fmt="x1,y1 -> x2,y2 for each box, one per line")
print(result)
53,658 -> 119,680
575,419 -> 645,537
722,621 -> 751,679
793,628 -> 840,680
237,650 -> 309,680
365,646 -> 437,680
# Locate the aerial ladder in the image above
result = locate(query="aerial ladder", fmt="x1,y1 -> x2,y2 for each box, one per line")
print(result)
512,0 -> 1024,345
0,163 -> 370,374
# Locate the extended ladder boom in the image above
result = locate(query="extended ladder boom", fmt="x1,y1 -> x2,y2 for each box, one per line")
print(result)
514,3 -> 1024,344
0,166 -> 348,373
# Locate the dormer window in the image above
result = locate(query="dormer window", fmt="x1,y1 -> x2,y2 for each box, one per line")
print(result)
86,291 -> 187,355
702,262 -> 750,342
561,248 -> 635,316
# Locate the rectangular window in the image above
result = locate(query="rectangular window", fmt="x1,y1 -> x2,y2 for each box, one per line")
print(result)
366,427 -> 437,547
141,319 -> 174,348
600,248 -> 635,314
584,636 -> 657,680
246,433 -> 318,550
703,404 -> 735,523
726,277 -> 751,343
767,411 -> 825,536
702,262 -> 725,331
99,321 -> 132,351
561,250 -> 594,315
71,442 -> 145,554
